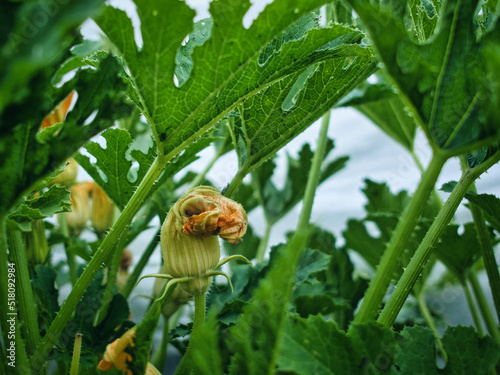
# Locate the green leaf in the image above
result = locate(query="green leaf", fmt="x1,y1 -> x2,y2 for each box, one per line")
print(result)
232,39 -> 373,174
464,192 -> 500,233
407,0 -> 442,43
76,129 -> 215,210
75,128 -> 154,209
52,268 -> 132,366
277,315 -> 396,374
248,140 -> 348,224
277,317 -> 500,374
32,265 -> 59,330
0,54 -> 130,217
227,230 -> 311,374
95,0 -> 374,162
395,325 -> 500,374
348,0 -> 500,153
294,246 -> 368,328
441,184 -> 500,232
190,310 -> 224,375
8,185 -> 71,226
343,180 -> 438,275
433,223 -> 482,281
337,81 -> 417,151
0,0 -> 106,112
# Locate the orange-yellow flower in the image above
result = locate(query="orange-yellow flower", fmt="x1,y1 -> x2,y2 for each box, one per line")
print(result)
160,186 -> 248,296
51,158 -> 78,187
59,182 -> 91,236
41,91 -> 75,129
98,327 -> 161,375
90,182 -> 115,235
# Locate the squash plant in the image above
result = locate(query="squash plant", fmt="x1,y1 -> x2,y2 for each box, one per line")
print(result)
1,0 -> 500,374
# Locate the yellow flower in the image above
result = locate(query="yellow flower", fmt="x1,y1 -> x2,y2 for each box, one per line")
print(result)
59,182 -> 91,236
51,158 -> 78,187
91,182 -> 115,235
41,91 -> 75,129
97,327 -> 161,375
160,186 -> 248,296
98,327 -> 136,374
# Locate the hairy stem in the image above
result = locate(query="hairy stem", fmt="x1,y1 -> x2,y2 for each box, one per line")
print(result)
95,235 -> 127,326
7,229 -> 40,356
297,110 -> 331,229
152,316 -> 170,371
30,155 -> 167,371
355,151 -> 447,324
175,294 -> 206,375
69,333 -> 82,375
463,280 -> 485,336
469,271 -> 500,344
256,222 -> 272,263
377,149 -> 500,327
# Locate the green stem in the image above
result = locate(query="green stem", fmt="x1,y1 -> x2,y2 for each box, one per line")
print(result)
377,149 -> 500,327
223,166 -> 249,198
469,186 -> 500,322
256,221 -> 272,263
7,229 -> 41,356
297,110 -> 331,229
355,151 -> 447,324
468,271 -> 500,344
121,228 -> 160,299
13,316 -> 30,374
411,150 -> 443,211
190,139 -> 228,188
95,235 -> 126,326
69,333 -> 82,375
30,154 -> 167,371
175,294 -> 206,375
152,315 -> 170,371
463,280 -> 485,336
416,292 -> 448,365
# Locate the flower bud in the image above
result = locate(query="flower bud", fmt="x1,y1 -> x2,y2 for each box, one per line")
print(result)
91,182 -> 115,235
51,158 -> 78,187
23,219 -> 49,265
161,186 -> 248,295
59,182 -> 91,236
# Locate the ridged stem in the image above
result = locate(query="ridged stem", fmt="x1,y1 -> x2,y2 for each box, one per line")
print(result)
377,149 -> 500,327
463,280 -> 485,336
468,271 -> 500,344
7,229 -> 40,356
69,333 -> 82,375
355,151 -> 447,323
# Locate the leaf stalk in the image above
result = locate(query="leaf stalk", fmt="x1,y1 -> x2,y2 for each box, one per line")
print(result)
355,151 -> 447,323
376,149 -> 500,327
